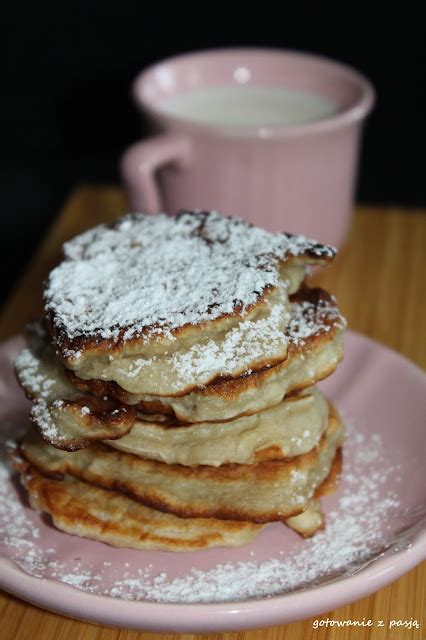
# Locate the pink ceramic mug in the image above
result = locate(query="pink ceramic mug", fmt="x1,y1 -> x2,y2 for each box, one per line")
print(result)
121,48 -> 374,246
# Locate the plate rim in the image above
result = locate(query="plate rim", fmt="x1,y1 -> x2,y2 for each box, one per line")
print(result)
1,330 -> 425,632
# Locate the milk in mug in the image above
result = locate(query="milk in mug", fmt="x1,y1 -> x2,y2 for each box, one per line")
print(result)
159,85 -> 339,128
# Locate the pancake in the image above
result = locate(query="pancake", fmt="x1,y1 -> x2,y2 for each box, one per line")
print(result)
61,282 -> 293,396
69,288 -> 345,423
20,404 -> 344,524
44,211 -> 335,394
10,447 -> 264,551
15,333 -> 136,451
106,388 -> 329,466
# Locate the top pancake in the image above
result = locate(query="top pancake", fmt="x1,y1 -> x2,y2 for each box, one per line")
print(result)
45,210 -> 335,372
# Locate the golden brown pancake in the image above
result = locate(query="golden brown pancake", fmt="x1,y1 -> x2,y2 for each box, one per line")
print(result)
20,404 -> 344,524
11,449 -> 337,549
106,388 -> 329,466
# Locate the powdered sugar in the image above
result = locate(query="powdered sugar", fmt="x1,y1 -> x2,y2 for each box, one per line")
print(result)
14,348 -> 62,443
288,296 -> 346,346
112,300 -> 288,390
44,211 -> 335,351
14,348 -> 55,401
30,399 -> 60,443
169,300 -> 288,387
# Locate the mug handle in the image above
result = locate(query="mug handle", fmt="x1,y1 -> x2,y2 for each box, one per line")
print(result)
120,134 -> 191,213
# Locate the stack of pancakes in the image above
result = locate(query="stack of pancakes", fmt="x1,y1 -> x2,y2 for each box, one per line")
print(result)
13,211 -> 346,551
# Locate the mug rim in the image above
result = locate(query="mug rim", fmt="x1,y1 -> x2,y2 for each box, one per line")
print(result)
132,47 -> 375,138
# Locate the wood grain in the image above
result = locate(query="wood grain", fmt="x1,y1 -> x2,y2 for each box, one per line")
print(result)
0,186 -> 424,639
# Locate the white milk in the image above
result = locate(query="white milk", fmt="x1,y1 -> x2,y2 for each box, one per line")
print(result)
160,85 -> 339,128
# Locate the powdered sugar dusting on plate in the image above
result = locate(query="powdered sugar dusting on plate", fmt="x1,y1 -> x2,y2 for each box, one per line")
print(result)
44,211 -> 335,351
0,423 -> 414,604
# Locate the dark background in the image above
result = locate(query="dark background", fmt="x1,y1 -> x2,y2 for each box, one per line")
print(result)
2,3 -> 425,303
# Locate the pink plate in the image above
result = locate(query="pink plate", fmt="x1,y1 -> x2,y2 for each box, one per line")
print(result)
0,332 -> 425,632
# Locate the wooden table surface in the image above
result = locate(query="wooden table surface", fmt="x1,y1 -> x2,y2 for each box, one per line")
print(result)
0,186 -> 424,640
